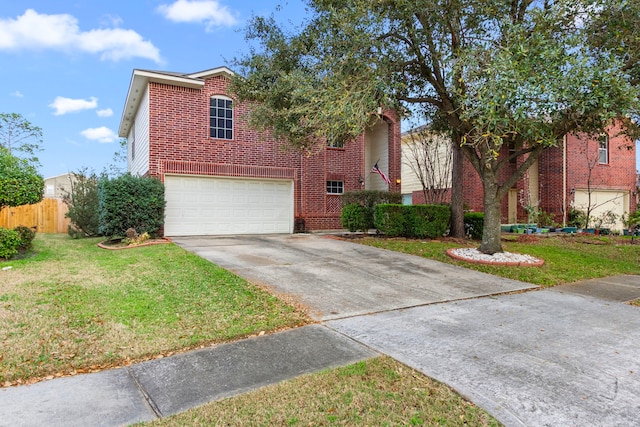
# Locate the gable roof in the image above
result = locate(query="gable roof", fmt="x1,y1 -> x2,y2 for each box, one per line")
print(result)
118,67 -> 235,137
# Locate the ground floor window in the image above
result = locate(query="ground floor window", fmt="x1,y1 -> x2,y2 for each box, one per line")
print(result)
326,180 -> 344,194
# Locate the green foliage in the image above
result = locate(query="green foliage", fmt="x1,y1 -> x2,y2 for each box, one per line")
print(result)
464,212 -> 484,240
340,204 -> 369,232
13,225 -> 36,251
98,174 -> 165,237
568,208 -> 587,229
405,205 -> 451,238
0,227 -> 21,259
340,191 -> 401,231
374,204 -> 406,237
63,170 -> 101,237
374,204 -> 451,238
536,210 -> 559,228
341,190 -> 402,207
0,147 -> 44,210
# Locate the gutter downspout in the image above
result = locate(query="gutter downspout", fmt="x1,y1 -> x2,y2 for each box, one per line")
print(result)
563,134 -> 567,227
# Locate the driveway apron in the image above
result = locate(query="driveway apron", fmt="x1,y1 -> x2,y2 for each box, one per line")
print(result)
173,234 -> 640,427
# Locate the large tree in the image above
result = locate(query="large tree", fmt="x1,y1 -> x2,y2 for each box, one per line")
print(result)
0,147 -> 44,210
0,113 -> 43,164
232,0 -> 639,253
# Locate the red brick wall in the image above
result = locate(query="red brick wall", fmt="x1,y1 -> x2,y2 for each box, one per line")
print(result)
460,124 -> 637,223
147,75 -> 401,231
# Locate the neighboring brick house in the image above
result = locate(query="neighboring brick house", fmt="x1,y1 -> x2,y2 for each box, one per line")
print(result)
403,124 -> 637,230
117,67 -> 401,236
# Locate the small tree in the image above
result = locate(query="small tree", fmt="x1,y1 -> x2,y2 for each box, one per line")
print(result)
63,169 -> 101,237
402,125 -> 452,205
0,113 -> 43,164
0,147 -> 44,210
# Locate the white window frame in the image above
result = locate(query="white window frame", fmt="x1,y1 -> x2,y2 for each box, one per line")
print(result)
210,96 -> 233,140
326,180 -> 344,194
598,135 -> 609,164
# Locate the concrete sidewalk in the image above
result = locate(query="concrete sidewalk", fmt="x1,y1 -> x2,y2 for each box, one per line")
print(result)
0,325 -> 377,427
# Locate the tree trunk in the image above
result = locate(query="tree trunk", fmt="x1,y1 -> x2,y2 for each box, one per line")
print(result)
479,175 -> 503,254
449,141 -> 465,238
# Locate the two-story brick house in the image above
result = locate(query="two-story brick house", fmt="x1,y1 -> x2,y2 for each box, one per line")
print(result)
404,125 -> 637,230
118,67 -> 401,236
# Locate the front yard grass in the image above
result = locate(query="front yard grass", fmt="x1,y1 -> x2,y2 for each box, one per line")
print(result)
141,356 -> 500,427
0,234 -> 309,385
358,234 -> 640,286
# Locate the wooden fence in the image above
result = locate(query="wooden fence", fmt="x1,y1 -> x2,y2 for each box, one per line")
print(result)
0,198 -> 70,233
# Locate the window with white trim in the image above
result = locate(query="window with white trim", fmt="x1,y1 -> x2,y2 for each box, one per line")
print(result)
598,134 -> 609,164
326,180 -> 344,194
210,96 -> 233,140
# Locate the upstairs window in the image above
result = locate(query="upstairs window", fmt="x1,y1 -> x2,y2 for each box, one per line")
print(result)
598,135 -> 609,164
210,96 -> 233,140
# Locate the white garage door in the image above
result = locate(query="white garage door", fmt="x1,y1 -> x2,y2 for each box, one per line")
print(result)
164,175 -> 293,236
574,189 -> 629,230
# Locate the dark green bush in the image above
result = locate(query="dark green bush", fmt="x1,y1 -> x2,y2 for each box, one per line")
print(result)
374,204 -> 406,237
341,190 -> 402,207
0,228 -> 21,259
405,205 -> 450,238
340,204 -> 370,232
63,170 -> 101,237
341,191 -> 401,230
98,174 -> 165,237
14,225 -> 36,251
464,212 -> 484,240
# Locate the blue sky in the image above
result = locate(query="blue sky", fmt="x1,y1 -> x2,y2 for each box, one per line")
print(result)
1,1 -> 638,179
0,1 -> 308,178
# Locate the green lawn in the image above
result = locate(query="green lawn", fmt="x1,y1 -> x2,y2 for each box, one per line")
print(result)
140,356 -> 501,427
357,234 -> 640,286
0,234 -> 308,385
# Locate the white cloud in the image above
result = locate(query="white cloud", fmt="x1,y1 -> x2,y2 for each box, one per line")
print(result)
11,91 -> 23,98
81,127 -> 117,143
49,96 -> 98,115
157,0 -> 237,31
0,9 -> 162,63
97,108 -> 113,117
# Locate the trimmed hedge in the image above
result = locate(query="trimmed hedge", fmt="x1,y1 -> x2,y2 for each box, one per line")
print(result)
14,225 -> 36,251
98,174 -> 165,237
340,191 -> 402,231
340,204 -> 370,232
405,205 -> 450,238
374,204 -> 450,238
464,212 -> 484,240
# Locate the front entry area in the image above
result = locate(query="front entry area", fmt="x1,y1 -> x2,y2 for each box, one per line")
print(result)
164,175 -> 294,236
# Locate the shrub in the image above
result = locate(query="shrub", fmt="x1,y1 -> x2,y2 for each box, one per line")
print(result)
14,225 -> 36,251
98,174 -> 165,237
341,191 -> 402,230
0,228 -> 21,259
405,205 -> 450,238
568,208 -> 586,228
374,204 -> 406,237
63,170 -> 101,237
340,204 -> 370,232
464,212 -> 484,240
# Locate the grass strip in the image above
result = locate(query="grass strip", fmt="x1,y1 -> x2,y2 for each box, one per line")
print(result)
358,234 -> 640,286
140,356 -> 502,427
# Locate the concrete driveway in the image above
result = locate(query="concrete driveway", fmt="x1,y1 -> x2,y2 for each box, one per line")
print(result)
173,234 -> 640,426
171,234 -> 537,321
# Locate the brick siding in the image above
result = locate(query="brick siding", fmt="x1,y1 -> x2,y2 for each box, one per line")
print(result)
147,74 -> 401,231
